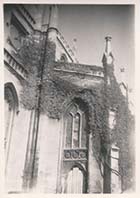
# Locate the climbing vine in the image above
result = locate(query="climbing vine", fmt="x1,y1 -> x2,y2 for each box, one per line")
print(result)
17,33 -> 134,192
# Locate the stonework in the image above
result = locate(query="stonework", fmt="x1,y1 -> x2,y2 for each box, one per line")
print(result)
4,4 -> 134,194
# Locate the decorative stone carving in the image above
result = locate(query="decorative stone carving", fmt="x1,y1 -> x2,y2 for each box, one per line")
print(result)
64,149 -> 87,161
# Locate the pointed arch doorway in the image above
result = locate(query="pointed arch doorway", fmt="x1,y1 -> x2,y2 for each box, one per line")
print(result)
66,166 -> 85,193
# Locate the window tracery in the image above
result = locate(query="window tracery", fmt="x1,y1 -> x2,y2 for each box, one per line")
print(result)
65,104 -> 84,149
62,102 -> 88,193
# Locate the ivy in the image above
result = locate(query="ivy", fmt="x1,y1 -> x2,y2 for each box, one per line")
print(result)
17,34 -> 134,192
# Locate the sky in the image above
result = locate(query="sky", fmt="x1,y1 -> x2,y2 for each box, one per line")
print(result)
56,4 -> 134,107
58,5 -> 134,83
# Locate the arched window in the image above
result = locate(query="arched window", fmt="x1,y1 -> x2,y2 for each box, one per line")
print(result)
65,104 -> 84,149
4,83 -> 18,162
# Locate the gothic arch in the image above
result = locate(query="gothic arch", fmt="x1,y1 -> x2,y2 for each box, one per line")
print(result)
62,93 -> 94,123
65,165 -> 86,193
5,82 -> 19,111
70,162 -> 87,177
59,98 -> 90,193
4,82 -> 19,166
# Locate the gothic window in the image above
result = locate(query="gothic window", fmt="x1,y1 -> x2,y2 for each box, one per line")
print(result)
62,102 -> 88,194
4,83 -> 18,161
65,104 -> 84,149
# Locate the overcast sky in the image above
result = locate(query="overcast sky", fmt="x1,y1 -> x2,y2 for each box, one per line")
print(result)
57,5 -> 134,88
52,4 -> 134,109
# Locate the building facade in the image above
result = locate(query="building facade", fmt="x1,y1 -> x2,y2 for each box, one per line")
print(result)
4,4 -> 134,193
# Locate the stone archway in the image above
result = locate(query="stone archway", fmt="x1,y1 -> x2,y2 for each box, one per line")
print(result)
4,82 -> 19,167
59,98 -> 89,193
66,166 -> 84,193
58,97 -> 103,193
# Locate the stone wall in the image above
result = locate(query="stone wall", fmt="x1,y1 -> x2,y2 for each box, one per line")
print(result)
35,115 -> 61,193
4,68 -> 31,192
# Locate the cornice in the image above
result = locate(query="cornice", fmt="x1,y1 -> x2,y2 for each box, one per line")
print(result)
14,6 -> 34,32
4,48 -> 28,80
53,62 -> 104,79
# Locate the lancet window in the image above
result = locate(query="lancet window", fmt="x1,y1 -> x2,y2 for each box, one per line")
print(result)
64,104 -> 86,149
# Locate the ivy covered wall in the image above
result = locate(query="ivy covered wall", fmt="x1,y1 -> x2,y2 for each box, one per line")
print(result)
16,32 -> 134,192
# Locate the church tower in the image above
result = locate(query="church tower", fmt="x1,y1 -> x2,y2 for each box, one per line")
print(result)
45,5 -> 78,63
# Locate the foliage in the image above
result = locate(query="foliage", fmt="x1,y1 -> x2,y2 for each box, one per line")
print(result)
17,34 -> 134,192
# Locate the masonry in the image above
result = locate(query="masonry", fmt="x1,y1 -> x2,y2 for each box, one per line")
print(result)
4,4 -> 134,193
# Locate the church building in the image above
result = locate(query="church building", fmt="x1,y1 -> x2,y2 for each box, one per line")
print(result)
4,4 -> 134,193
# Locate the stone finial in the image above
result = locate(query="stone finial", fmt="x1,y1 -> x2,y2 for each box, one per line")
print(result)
102,36 -> 114,65
105,36 -> 112,55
